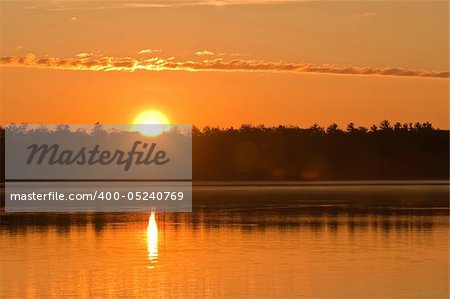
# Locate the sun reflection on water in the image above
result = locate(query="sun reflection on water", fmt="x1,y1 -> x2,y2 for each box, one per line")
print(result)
147,211 -> 158,267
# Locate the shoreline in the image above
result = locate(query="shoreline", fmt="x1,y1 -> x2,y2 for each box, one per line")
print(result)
1,180 -> 449,187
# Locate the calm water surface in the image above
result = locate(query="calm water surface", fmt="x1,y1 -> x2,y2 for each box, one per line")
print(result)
1,184 -> 449,298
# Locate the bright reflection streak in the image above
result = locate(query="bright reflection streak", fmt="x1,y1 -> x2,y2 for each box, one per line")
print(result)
147,211 -> 158,266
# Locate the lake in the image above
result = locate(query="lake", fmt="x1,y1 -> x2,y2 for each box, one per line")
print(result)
0,182 -> 448,298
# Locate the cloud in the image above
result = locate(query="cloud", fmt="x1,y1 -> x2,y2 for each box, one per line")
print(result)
1,53 -> 448,79
356,12 -> 378,18
138,49 -> 162,55
22,0 -> 310,11
75,52 -> 92,58
195,50 -> 215,56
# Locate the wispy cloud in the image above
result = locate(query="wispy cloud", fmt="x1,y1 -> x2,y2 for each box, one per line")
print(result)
195,50 -> 215,56
138,49 -> 162,55
356,12 -> 378,18
1,53 -> 448,79
22,0 -> 310,11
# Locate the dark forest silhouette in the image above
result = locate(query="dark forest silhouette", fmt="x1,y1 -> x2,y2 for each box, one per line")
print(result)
191,121 -> 448,180
0,120 -> 448,182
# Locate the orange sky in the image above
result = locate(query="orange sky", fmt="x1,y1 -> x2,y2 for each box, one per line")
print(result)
0,1 -> 448,128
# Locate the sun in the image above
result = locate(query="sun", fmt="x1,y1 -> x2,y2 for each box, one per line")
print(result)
131,109 -> 170,136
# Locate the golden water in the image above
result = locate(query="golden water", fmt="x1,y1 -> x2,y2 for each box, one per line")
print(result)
1,185 -> 448,298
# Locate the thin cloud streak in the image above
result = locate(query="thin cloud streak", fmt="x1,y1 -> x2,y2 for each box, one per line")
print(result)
138,49 -> 162,54
22,0 -> 311,11
1,53 -> 448,79
195,50 -> 215,56
356,12 -> 378,18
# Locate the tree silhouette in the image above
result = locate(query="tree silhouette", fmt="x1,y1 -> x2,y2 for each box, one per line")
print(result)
0,121 -> 448,182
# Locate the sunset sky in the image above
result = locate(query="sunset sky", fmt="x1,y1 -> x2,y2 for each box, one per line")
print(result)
1,0 -> 448,128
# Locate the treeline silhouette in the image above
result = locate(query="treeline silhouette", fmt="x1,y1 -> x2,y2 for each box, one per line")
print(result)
0,121 -> 448,181
192,121 -> 448,180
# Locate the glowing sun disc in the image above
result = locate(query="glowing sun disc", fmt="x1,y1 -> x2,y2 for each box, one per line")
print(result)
131,109 -> 170,136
